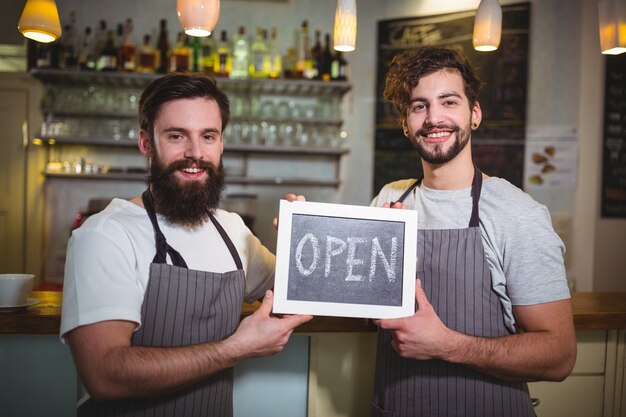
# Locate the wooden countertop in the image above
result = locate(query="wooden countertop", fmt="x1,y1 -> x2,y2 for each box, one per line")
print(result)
1,291 -> 625,335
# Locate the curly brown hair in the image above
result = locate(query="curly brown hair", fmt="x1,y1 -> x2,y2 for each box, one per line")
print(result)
383,46 -> 482,126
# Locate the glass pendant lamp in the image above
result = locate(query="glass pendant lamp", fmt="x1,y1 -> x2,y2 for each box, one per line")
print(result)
472,0 -> 502,52
17,0 -> 62,43
333,0 -> 357,52
177,0 -> 220,37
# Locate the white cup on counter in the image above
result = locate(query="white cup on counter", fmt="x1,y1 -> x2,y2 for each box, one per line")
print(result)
0,274 -> 35,307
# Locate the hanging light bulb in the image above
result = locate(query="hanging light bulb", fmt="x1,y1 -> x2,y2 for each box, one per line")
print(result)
472,0 -> 502,52
598,0 -> 626,55
333,0 -> 357,52
17,0 -> 62,44
177,0 -> 220,37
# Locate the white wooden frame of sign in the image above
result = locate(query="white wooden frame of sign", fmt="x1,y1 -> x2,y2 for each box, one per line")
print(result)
273,200 -> 418,319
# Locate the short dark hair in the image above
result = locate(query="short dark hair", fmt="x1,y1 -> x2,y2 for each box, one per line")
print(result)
383,46 -> 482,126
138,72 -> 230,142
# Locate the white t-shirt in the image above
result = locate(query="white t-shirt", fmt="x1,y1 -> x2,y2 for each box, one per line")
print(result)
371,177 -> 571,330
60,198 -> 275,338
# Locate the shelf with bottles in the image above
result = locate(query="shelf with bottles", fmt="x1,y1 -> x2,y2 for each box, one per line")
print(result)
31,68 -> 350,99
42,171 -> 341,188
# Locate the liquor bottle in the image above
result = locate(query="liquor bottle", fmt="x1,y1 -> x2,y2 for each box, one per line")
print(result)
283,47 -> 296,79
137,34 -> 157,73
250,28 -> 269,78
35,42 -> 51,68
78,26 -> 97,70
156,19 -> 170,74
310,29 -> 322,80
118,18 -> 136,72
295,20 -> 312,79
170,31 -> 191,72
94,20 -> 108,59
190,35 -> 202,72
230,26 -> 249,79
214,30 -> 231,77
320,33 -> 333,81
200,32 -> 216,74
97,30 -> 118,71
61,11 -> 79,69
268,27 -> 282,79
331,51 -> 348,81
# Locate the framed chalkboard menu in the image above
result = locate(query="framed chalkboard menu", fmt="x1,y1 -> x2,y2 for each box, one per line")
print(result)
273,200 -> 418,319
601,54 -> 626,218
374,3 -> 530,195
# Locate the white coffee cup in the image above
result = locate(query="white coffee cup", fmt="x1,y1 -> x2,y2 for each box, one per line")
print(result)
0,274 -> 35,306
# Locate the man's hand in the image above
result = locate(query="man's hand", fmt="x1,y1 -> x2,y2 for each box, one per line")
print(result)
273,194 -> 306,230
382,201 -> 409,209
373,279 -> 453,360
227,290 -> 313,359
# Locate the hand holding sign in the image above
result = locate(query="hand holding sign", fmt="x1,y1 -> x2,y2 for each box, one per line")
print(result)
229,290 -> 313,359
374,279 -> 455,360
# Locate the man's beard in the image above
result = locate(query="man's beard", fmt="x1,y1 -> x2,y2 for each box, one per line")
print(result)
148,154 -> 225,229
410,120 -> 472,165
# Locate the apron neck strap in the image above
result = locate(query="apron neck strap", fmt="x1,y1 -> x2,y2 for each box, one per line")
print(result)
392,163 -> 483,228
141,189 -> 188,268
208,213 -> 244,270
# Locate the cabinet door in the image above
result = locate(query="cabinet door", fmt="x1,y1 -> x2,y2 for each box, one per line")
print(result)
529,330 -> 608,417
530,377 -> 605,417
0,89 -> 27,273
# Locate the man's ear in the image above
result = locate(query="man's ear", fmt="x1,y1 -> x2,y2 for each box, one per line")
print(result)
138,129 -> 152,158
471,101 -> 483,128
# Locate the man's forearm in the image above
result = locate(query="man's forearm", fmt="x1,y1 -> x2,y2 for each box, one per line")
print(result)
443,330 -> 576,382
78,339 -> 242,401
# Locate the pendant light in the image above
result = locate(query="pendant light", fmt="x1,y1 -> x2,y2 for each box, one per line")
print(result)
598,0 -> 626,55
333,0 -> 357,52
17,0 -> 62,43
472,0 -> 502,52
177,0 -> 220,37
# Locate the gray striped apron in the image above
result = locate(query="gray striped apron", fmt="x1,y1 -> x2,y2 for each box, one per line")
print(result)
78,189 -> 245,417
372,167 -> 535,417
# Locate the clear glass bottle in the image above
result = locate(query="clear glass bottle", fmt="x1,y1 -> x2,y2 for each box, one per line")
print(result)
268,27 -> 282,79
200,32 -> 216,75
250,28 -> 269,78
310,29 -> 322,80
230,26 -> 249,79
295,20 -> 312,79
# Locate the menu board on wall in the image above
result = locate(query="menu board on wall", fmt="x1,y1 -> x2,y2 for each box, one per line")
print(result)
601,54 -> 626,218
374,3 -> 530,195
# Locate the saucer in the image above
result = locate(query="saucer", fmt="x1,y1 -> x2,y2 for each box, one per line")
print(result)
0,297 -> 41,312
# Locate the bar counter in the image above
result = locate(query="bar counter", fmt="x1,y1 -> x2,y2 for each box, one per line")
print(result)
1,291 -> 625,335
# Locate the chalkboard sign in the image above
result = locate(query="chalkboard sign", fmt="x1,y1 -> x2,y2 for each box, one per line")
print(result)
373,3 -> 530,195
273,200 -> 417,319
601,54 -> 626,218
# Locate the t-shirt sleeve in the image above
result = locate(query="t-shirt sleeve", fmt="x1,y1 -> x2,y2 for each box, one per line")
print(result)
60,219 -> 144,340
218,211 -> 276,303
243,233 -> 276,302
500,204 -> 570,306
